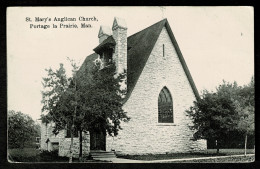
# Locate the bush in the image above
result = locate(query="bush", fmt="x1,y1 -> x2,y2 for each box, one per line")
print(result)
39,150 -> 59,161
8,148 -> 41,162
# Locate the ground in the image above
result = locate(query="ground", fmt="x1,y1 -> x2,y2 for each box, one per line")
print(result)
117,149 -> 255,161
8,148 -> 255,163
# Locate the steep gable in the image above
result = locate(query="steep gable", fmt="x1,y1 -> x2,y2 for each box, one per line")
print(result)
125,19 -> 200,102
78,18 -> 200,103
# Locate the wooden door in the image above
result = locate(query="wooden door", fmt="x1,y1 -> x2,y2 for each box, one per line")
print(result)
90,131 -> 106,150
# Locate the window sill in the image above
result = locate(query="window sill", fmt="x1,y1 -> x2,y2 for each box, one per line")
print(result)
156,123 -> 177,126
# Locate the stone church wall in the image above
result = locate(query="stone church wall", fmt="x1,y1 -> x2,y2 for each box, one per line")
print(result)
40,122 -> 65,151
40,121 -> 90,157
106,26 -> 206,155
59,132 -> 90,158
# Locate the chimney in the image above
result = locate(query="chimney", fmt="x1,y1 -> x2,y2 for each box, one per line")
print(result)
98,25 -> 112,44
112,17 -> 127,75
112,17 -> 127,93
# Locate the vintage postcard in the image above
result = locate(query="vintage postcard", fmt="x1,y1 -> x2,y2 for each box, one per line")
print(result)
7,6 -> 254,163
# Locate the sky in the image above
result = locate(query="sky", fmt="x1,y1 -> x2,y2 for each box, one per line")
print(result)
7,7 -> 254,120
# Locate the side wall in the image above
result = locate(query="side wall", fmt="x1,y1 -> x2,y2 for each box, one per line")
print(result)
40,121 -> 90,157
106,27 -> 206,155
59,132 -> 90,158
40,121 -> 65,151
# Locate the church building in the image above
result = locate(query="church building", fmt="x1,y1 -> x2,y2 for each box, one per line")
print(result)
40,17 -> 206,157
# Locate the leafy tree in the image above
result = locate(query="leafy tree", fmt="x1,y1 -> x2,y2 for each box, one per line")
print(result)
41,58 -> 130,162
41,61 -> 79,162
234,77 -> 254,155
72,59 -> 130,160
84,60 -> 130,136
186,80 -> 254,154
8,110 -> 40,149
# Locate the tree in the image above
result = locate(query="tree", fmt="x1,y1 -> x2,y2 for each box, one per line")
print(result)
8,110 -> 40,149
186,81 -> 245,154
41,58 -> 130,162
73,59 -> 130,159
187,79 -> 255,154
41,62 -> 75,162
84,60 -> 130,136
234,77 -> 254,155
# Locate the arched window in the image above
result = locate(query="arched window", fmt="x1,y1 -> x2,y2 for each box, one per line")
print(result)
158,87 -> 173,123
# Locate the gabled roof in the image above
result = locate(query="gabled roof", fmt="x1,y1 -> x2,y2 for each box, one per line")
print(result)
98,25 -> 112,38
79,18 -> 200,104
93,36 -> 116,53
77,53 -> 98,84
125,18 -> 200,102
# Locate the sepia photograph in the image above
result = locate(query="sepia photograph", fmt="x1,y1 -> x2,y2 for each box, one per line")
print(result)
7,6 -> 254,163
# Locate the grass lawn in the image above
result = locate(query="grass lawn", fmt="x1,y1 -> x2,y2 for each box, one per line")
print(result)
8,148 -> 69,162
204,149 -> 255,155
8,148 -> 95,162
117,149 -> 255,161
173,155 -> 255,163
8,148 -> 255,163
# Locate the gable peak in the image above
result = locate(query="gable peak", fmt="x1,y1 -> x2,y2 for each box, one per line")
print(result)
112,17 -> 127,30
98,25 -> 112,38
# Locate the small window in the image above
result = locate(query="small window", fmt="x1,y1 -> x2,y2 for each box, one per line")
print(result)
163,44 -> 165,57
158,87 -> 173,123
100,48 -> 113,68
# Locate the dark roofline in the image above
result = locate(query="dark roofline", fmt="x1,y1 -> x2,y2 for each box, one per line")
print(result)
81,19 -> 200,104
164,19 -> 200,100
123,19 -> 200,103
122,19 -> 167,103
93,36 -> 116,53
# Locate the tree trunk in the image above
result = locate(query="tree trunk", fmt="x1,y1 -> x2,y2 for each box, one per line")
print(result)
244,134 -> 247,156
69,126 -> 74,163
79,130 -> 83,162
216,140 -> 219,155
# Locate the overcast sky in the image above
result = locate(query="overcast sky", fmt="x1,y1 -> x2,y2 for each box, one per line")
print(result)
7,7 -> 254,120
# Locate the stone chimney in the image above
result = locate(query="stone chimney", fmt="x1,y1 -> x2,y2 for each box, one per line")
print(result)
98,25 -> 112,44
112,17 -> 127,75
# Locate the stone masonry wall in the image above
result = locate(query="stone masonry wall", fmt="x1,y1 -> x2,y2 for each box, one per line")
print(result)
40,122 -> 47,150
40,121 -> 90,157
106,26 -> 206,155
59,132 -> 90,158
40,121 -> 65,151
112,27 -> 127,74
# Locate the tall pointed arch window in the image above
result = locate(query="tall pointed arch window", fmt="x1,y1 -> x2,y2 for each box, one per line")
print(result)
158,87 -> 173,123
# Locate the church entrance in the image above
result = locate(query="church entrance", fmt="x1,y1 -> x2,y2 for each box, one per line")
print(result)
90,131 -> 106,151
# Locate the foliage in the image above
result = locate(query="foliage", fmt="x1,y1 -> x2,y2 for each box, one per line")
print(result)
186,78 -> 254,150
39,149 -> 59,161
41,63 -> 70,131
41,61 -> 80,162
41,59 -> 130,135
234,77 -> 254,136
8,148 -> 69,162
8,110 -> 40,149
81,61 -> 130,136
41,58 -> 130,161
186,82 -> 239,141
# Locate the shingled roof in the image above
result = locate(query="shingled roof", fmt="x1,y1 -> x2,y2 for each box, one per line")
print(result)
93,36 -> 116,54
78,18 -> 200,103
